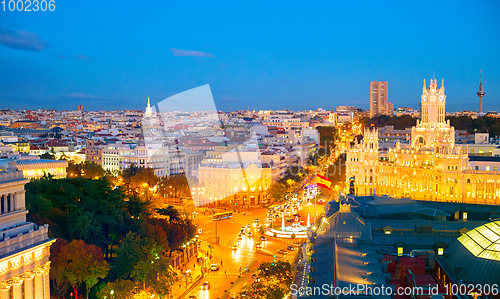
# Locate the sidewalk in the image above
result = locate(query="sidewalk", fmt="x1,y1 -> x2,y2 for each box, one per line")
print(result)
169,258 -> 205,299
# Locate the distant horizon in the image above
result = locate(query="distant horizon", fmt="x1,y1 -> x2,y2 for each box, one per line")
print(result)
1,1 -> 499,112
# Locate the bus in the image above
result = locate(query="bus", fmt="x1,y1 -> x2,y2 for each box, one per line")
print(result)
212,212 -> 233,221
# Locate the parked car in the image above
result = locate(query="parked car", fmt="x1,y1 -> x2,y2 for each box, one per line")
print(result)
287,245 -> 295,251
277,249 -> 288,255
202,281 -> 210,290
211,264 -> 219,271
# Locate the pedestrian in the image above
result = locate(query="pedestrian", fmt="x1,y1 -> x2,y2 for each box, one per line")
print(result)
225,270 -> 227,278
221,260 -> 223,266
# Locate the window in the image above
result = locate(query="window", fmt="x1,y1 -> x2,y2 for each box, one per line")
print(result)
438,248 -> 444,256
397,247 -> 403,256
385,230 -> 391,234
479,149 -> 483,154
463,212 -> 468,220
475,166 -> 479,170
486,166 -> 490,171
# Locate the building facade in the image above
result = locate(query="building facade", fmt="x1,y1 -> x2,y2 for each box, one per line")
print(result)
347,79 -> 500,205
369,80 -> 393,117
0,160 -> 54,299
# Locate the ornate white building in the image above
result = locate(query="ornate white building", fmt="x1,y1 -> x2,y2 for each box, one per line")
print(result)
0,160 -> 54,298
346,79 -> 500,205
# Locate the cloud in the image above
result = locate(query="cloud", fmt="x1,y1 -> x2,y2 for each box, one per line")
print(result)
169,48 -> 214,57
0,26 -> 49,52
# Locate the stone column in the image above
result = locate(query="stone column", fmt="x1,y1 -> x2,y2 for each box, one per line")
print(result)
12,279 -> 22,299
23,273 -> 35,299
11,193 -> 15,212
34,273 -> 43,299
0,285 -> 10,299
9,194 -> 13,213
18,191 -> 26,211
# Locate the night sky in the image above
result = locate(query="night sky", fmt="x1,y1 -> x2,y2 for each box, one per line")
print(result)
1,0 -> 499,112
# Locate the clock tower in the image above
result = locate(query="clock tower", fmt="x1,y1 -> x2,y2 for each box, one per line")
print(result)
420,78 -> 446,125
411,78 -> 454,149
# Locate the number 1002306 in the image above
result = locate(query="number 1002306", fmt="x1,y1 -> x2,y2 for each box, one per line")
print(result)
2,0 -> 55,11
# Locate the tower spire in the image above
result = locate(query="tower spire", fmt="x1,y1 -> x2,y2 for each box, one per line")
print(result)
477,70 -> 485,113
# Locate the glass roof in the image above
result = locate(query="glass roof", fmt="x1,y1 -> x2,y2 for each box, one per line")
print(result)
458,221 -> 500,261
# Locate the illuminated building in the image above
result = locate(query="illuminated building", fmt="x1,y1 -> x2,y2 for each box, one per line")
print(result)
15,158 -> 68,179
437,220 -> 500,285
198,150 -> 280,207
346,79 -> 500,205
84,139 -> 102,164
369,80 -> 393,117
0,160 -> 55,298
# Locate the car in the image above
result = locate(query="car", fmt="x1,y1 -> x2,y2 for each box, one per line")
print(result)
292,241 -> 304,247
232,244 -> 238,250
260,236 -> 266,241
237,235 -> 243,240
255,242 -> 262,248
202,281 -> 210,290
251,274 -> 258,279
229,293 -> 237,299
247,232 -> 253,237
287,245 -> 295,251
278,249 -> 288,255
210,264 -> 219,271
189,295 -> 197,299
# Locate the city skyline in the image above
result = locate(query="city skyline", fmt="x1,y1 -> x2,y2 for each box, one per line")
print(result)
1,1 -> 499,112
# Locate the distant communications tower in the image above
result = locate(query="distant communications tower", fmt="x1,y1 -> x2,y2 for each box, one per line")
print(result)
477,70 -> 485,113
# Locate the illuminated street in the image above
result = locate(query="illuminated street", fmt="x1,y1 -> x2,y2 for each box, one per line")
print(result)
180,204 -> 311,298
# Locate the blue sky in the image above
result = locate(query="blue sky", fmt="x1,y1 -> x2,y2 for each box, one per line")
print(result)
1,0 -> 499,112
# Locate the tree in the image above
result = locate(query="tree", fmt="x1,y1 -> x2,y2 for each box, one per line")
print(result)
55,240 -> 109,299
40,152 -> 55,160
82,161 -> 105,179
50,239 -> 70,299
97,279 -> 136,299
266,182 -> 288,203
156,206 -> 181,224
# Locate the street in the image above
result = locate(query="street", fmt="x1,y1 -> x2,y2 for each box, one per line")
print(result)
181,207 -> 302,299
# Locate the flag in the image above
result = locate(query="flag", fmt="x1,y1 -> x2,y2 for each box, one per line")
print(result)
316,174 -> 332,190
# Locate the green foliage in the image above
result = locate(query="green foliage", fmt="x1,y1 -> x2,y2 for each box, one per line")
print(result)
26,176 -> 128,250
448,115 -> 500,137
40,152 -> 56,160
267,182 -> 289,203
158,174 -> 191,199
259,226 -> 265,235
96,279 -> 136,299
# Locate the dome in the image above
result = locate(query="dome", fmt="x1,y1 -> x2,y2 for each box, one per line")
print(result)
457,220 -> 500,261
